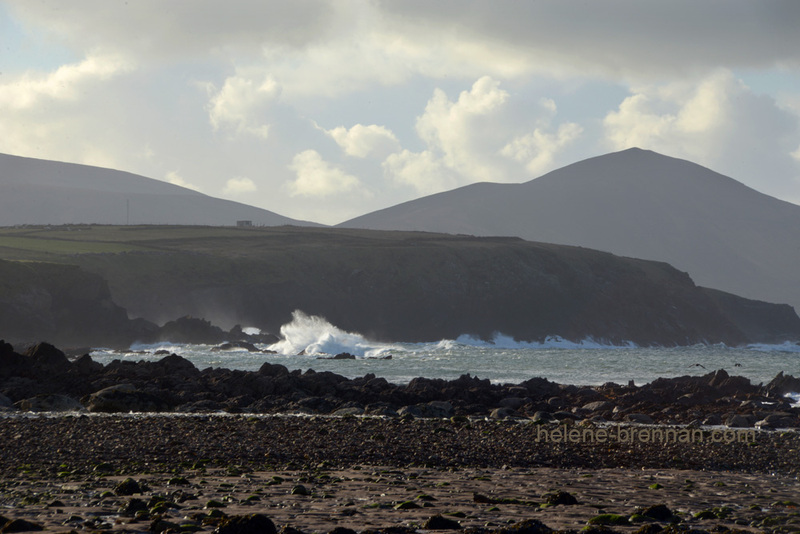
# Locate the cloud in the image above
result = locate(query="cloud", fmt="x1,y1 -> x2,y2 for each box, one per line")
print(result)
383,77 -> 581,194
165,171 -> 202,192
287,150 -> 364,197
223,176 -> 258,195
603,69 -> 800,198
383,149 -> 458,194
379,1 -> 800,81
0,53 -> 132,109
501,122 -> 584,176
208,74 -> 279,138
325,124 -> 400,158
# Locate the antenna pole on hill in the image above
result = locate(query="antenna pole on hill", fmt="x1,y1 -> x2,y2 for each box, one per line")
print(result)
126,199 -> 130,225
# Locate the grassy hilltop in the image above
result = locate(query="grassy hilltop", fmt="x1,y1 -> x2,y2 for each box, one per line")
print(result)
1,224 -> 799,347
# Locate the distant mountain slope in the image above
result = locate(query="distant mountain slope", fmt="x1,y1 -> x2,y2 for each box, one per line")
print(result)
341,148 -> 800,313
0,153 -> 319,227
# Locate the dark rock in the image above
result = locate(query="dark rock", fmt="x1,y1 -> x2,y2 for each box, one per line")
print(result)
85,384 -> 169,413
583,400 -> 614,412
543,490 -> 578,506
494,519 -> 553,534
332,352 -> 356,360
640,504 -> 675,522
23,342 -> 71,373
328,528 -> 357,534
764,372 -> 800,397
158,316 -> 228,345
214,514 -> 276,534
490,407 -> 516,419
118,498 -> 149,517
15,394 -> 85,412
423,514 -> 462,530
114,478 -> 145,495
0,519 -> 43,533
725,414 -> 753,428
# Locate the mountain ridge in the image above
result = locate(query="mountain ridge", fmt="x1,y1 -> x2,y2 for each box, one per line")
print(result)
340,148 -> 800,313
0,152 -> 319,227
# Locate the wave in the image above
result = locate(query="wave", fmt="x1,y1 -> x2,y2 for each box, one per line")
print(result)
451,333 -> 638,350
746,341 -> 800,353
267,311 -> 396,358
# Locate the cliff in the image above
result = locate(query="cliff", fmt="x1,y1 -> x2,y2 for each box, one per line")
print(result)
2,226 -> 797,347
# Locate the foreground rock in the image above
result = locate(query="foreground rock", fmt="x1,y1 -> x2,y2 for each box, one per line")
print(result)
1,341 -> 798,430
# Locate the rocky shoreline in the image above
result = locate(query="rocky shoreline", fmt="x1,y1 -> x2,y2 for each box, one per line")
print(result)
2,340 -> 799,431
3,340 -> 800,533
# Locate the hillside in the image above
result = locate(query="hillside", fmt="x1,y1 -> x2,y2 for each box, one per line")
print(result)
340,148 -> 800,314
1,225 -> 799,348
0,153 -> 319,227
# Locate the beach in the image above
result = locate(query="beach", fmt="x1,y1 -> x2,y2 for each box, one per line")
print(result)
1,415 -> 798,533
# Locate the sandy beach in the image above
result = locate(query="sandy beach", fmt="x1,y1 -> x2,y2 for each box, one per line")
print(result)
1,415 -> 798,533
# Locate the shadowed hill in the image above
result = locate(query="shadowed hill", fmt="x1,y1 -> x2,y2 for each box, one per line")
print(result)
0,152 -> 319,227
340,148 -> 800,314
1,226 -> 799,348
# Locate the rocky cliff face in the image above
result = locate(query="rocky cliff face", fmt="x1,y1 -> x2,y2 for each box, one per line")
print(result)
2,228 -> 800,348
0,259 -> 156,348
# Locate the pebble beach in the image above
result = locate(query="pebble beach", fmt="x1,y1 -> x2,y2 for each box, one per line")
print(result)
1,415 -> 799,533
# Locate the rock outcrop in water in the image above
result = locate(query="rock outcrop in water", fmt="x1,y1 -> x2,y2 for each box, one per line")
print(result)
2,341 -> 798,430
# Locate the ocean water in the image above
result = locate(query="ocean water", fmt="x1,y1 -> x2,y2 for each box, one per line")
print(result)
90,311 -> 800,402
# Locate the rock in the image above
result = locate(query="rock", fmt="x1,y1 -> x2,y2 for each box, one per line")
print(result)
332,352 -> 356,360
499,397 -> 527,410
490,407 -> 516,419
0,394 -> 14,410
725,414 -> 753,428
85,384 -> 169,413
0,519 -> 43,532
756,413 -> 796,429
583,401 -> 614,412
543,490 -> 578,506
423,514 -> 462,530
626,413 -> 655,424
702,414 -> 722,425
23,342 -> 71,373
214,514 -> 277,534
15,394 -> 85,412
212,341 -> 260,352
114,478 -> 145,496
531,411 -> 555,423
290,485 -> 310,496
494,519 -> 553,534
640,504 -> 675,522
764,372 -> 800,397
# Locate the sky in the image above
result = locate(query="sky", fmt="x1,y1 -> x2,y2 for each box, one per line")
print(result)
1,1 -> 799,225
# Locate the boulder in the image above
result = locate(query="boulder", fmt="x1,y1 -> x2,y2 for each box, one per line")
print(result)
583,401 -> 614,412
725,414 -> 754,428
15,394 -> 85,412
214,514 -> 277,534
23,342 -> 71,373
85,384 -> 169,413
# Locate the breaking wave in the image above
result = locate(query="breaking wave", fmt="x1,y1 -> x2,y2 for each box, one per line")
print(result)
267,311 -> 396,358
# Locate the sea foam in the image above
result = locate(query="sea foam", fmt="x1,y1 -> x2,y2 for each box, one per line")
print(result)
267,310 -> 395,358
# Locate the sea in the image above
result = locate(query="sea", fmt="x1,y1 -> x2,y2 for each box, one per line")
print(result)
89,311 -> 800,404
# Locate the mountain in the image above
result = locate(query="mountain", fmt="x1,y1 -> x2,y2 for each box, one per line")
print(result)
0,152 -> 319,227
340,148 -> 800,314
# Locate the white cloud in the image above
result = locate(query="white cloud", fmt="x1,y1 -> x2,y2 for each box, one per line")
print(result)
208,75 -> 279,138
603,69 -> 800,198
286,150 -> 364,197
501,122 -> 583,176
165,171 -> 202,192
223,176 -> 258,195
383,77 -> 582,194
0,53 -> 132,110
325,124 -> 400,158
382,149 -> 458,194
